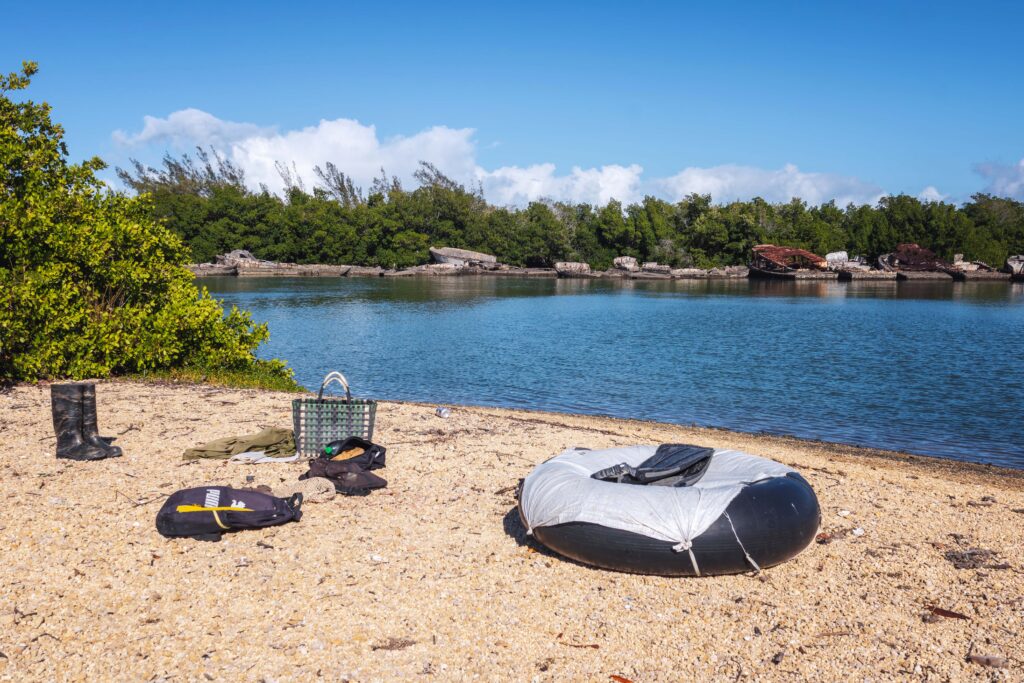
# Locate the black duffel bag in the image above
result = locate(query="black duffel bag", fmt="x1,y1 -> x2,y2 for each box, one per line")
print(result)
320,436 -> 386,469
299,459 -> 387,496
299,436 -> 388,495
156,486 -> 303,541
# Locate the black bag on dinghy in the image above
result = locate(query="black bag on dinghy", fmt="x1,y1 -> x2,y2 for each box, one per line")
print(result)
156,486 -> 303,541
591,444 -> 714,486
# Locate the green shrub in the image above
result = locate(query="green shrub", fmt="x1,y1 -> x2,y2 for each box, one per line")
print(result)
0,62 -> 296,388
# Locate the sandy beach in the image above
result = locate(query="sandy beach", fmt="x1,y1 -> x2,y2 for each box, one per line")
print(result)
0,381 -> 1021,681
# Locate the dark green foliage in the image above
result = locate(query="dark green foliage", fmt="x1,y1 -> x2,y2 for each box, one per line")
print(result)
1,62 -> 296,387
121,155 -> 1023,275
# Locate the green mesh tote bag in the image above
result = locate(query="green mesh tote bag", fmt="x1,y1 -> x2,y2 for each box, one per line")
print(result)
292,371 -> 377,458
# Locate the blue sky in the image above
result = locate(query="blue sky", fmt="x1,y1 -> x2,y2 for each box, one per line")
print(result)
6,0 -> 1024,205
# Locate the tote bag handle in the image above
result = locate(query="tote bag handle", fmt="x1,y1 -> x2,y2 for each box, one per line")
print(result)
317,371 -> 352,402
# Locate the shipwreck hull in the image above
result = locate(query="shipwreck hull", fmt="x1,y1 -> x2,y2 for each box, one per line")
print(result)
748,266 -> 796,280
748,266 -> 837,281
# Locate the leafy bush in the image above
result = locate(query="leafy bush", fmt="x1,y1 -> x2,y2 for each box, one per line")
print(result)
0,62 -> 296,387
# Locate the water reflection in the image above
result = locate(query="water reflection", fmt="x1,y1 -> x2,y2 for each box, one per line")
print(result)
205,276 -> 1024,467
203,274 -> 1021,304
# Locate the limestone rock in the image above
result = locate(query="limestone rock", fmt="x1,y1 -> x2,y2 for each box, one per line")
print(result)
554,262 -> 592,277
671,268 -> 709,279
215,249 -> 262,266
826,251 -> 850,264
429,247 -> 497,266
423,263 -> 460,275
613,256 -> 639,272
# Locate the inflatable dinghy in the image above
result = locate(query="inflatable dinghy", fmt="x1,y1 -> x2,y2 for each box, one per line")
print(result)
518,446 -> 820,576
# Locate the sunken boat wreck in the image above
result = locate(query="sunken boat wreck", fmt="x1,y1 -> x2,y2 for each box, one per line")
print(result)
748,244 -> 836,280
1008,255 -> 1024,282
877,243 -> 1011,281
947,254 -> 1011,281
877,243 -> 954,281
190,245 -> 1022,284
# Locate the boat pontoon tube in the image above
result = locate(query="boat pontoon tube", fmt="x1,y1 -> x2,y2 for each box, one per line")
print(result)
518,446 -> 820,576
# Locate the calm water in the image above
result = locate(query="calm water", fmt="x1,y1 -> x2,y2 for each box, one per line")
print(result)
204,277 -> 1024,468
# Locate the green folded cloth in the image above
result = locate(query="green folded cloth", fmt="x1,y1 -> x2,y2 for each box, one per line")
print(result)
183,427 -> 296,461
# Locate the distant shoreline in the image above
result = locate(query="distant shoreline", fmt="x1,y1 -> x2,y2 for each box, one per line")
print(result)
187,261 -> 751,280
189,264 -> 1023,284
187,246 -> 1023,282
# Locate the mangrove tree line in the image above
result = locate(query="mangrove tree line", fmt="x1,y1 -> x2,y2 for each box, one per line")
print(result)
120,154 -> 1024,273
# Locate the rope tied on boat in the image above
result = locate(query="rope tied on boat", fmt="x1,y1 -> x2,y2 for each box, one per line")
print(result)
672,538 -> 701,576
724,511 -> 761,573
669,485 -> 704,575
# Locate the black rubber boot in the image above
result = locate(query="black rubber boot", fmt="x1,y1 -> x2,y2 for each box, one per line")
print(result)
50,384 -> 111,461
80,383 -> 122,458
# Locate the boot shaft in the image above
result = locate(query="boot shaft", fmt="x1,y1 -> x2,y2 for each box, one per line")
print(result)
50,383 -> 87,452
81,382 -> 98,436
50,383 -> 118,461
79,382 -> 122,457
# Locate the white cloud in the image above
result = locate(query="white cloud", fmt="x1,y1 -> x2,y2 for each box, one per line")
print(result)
230,119 -> 477,193
918,185 -> 946,202
114,109 -> 888,206
114,110 -> 476,193
112,108 -> 274,148
658,163 -> 884,207
478,163 -> 645,206
975,159 -> 1024,199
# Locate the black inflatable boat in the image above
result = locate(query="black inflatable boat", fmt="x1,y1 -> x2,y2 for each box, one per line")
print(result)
517,445 -> 820,576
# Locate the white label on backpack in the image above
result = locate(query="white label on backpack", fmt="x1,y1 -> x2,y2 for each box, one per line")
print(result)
204,489 -> 220,508
229,499 -> 247,509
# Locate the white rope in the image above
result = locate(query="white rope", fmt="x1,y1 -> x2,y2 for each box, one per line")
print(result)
672,539 -> 700,576
724,511 -> 761,573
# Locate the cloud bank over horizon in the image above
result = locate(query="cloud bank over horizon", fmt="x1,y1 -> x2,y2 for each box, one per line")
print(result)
975,159 -> 1024,200
113,109 -> 1014,207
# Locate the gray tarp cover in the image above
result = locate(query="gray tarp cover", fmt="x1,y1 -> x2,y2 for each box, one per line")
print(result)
520,445 -> 794,553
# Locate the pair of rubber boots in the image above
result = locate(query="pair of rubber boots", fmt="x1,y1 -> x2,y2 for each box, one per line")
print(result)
50,383 -> 122,461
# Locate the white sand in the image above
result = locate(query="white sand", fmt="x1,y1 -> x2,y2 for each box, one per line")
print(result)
1,381 -> 1021,681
